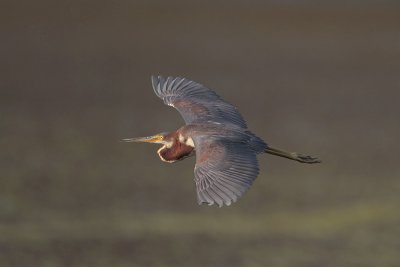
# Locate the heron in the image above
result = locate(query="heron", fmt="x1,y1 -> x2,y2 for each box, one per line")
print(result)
122,76 -> 320,207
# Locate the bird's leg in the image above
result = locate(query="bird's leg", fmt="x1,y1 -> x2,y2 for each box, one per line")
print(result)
265,146 -> 321,164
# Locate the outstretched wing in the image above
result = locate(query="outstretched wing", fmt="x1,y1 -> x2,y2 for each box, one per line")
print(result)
151,76 -> 247,128
193,136 -> 260,207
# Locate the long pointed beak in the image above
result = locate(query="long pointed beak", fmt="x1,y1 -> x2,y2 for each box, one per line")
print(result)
120,135 -> 162,143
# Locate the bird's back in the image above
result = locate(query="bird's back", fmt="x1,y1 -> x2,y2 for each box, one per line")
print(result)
181,123 -> 267,154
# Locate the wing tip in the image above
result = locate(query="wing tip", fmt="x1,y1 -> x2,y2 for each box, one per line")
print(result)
197,200 -> 235,208
197,191 -> 237,208
151,74 -> 183,81
150,74 -> 183,90
150,75 -> 159,93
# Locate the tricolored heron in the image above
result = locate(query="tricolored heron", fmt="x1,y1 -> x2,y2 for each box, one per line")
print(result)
123,76 -> 320,207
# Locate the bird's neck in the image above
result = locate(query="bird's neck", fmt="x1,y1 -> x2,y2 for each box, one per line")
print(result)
157,141 -> 194,163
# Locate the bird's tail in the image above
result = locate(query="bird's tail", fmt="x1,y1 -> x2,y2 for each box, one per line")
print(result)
264,146 -> 321,164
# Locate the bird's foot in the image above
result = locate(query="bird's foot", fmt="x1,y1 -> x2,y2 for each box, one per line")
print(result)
292,153 -> 321,164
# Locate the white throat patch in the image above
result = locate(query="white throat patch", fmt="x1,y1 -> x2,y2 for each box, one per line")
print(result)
185,137 -> 195,147
178,134 -> 195,148
157,145 -> 175,163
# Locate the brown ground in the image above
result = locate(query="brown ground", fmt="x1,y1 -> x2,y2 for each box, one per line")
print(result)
1,1 -> 400,266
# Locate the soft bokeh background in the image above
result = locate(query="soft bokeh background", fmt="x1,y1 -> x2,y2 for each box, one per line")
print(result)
1,1 -> 400,266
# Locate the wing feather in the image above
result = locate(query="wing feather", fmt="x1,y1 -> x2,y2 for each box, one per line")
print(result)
193,137 -> 260,207
151,75 -> 247,128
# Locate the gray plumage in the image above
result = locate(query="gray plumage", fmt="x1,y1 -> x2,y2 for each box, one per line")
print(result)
151,76 -> 248,129
151,75 -> 268,207
123,76 -> 319,207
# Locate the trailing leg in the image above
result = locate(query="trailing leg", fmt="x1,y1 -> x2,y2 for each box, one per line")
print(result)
265,146 -> 321,164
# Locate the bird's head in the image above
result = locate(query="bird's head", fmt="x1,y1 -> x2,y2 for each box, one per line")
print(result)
121,132 -> 173,146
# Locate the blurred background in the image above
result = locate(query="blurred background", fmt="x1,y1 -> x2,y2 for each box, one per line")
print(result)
1,1 -> 400,266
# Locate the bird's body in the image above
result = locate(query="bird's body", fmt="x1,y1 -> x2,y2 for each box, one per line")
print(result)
123,76 -> 320,207
156,123 -> 267,163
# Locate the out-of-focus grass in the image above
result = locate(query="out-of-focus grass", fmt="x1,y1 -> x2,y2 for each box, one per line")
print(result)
1,201 -> 400,267
2,0 -> 400,266
2,201 -> 399,241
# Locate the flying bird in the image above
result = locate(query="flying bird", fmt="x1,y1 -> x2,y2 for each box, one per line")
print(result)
123,76 -> 320,207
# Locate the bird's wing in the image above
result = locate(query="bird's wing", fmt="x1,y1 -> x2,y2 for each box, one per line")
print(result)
192,135 -> 260,207
151,76 -> 247,128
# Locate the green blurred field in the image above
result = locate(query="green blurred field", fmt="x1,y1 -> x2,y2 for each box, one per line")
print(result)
1,1 -> 400,266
